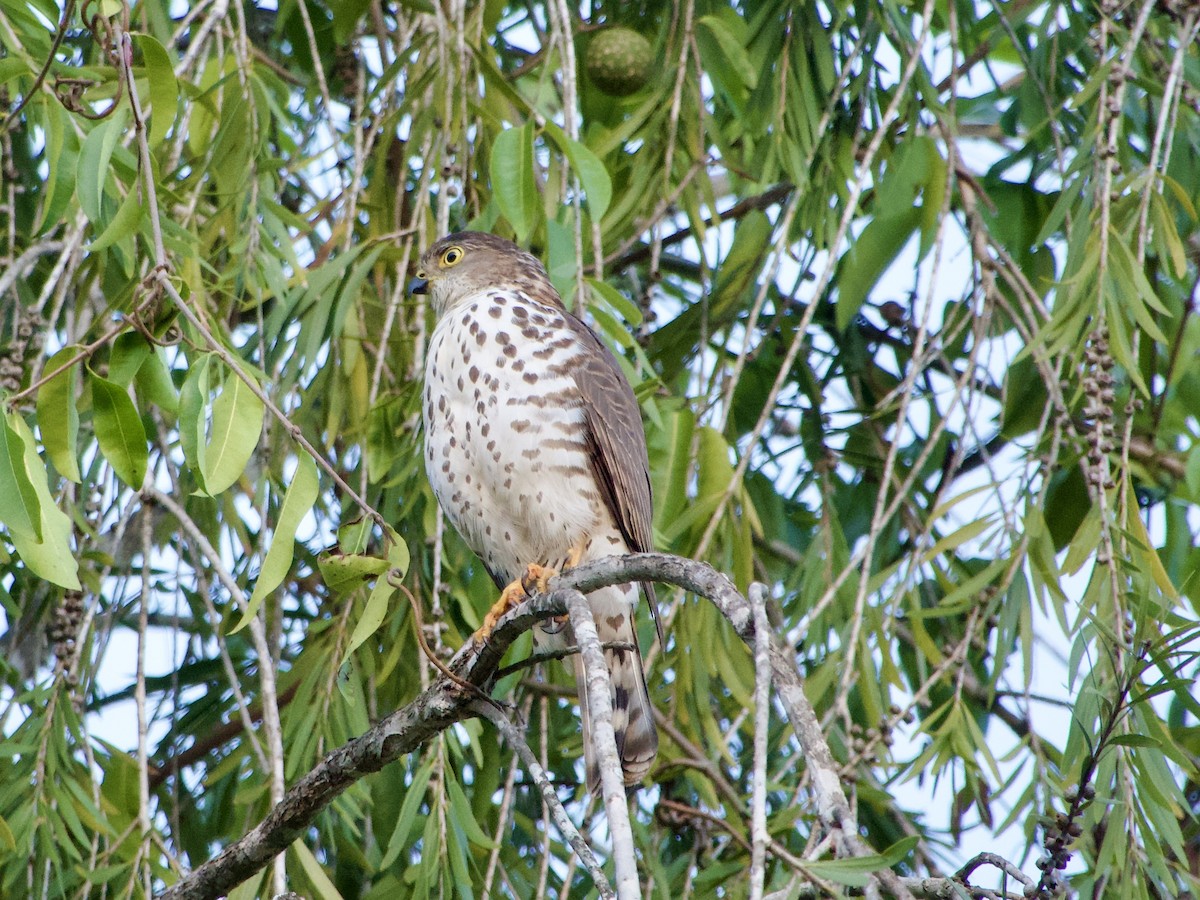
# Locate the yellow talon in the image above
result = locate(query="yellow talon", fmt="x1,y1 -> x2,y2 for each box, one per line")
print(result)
521,562 -> 557,596
563,544 -> 586,571
474,550 -> 586,645
475,579 -> 528,643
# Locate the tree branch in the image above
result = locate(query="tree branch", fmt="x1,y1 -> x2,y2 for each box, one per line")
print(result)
564,588 -> 640,899
155,588 -> 565,900
154,553 -> 1001,899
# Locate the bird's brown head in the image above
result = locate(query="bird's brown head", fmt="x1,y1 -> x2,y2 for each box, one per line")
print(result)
410,231 -> 559,318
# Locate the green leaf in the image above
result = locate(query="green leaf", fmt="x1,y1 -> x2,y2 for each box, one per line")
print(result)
0,814 -> 14,852
37,101 -> 77,235
107,332 -> 152,387
5,414 -> 80,589
565,137 -> 612,220
836,140 -> 945,330
134,348 -> 180,416
0,58 -> 30,85
1186,445 -> 1200,498
1109,733 -> 1161,749
490,122 -> 539,242
385,525 -> 411,572
654,406 -> 695,533
290,839 -> 345,900
800,836 -> 918,886
337,518 -> 373,555
1150,191 -> 1188,278
318,551 -> 389,596
445,768 -> 496,849
89,369 -> 148,489
88,183 -> 143,253
380,757 -> 435,868
179,354 -> 212,484
225,870 -> 266,900
76,108 -> 130,226
235,456 -> 320,633
697,14 -> 758,91
587,277 -> 642,327
133,33 -> 178,148
202,370 -> 264,495
34,348 -> 81,482
0,413 -> 43,539
337,575 -> 395,668
544,125 -> 612,221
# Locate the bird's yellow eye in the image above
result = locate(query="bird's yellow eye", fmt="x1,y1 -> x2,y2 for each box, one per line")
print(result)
440,246 -> 464,267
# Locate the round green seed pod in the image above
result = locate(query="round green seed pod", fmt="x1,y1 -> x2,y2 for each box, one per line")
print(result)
585,27 -> 654,97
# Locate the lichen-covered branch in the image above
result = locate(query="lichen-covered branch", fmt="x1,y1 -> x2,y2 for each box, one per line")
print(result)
157,553 -> 1020,900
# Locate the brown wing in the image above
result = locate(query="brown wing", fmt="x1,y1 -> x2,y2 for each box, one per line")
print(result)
566,314 -> 664,643
566,314 -> 654,555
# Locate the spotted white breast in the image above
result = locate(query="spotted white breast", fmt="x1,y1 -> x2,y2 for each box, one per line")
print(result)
422,288 -> 630,586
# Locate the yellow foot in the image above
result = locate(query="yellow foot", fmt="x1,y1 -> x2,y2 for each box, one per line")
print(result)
563,544 -> 586,571
521,562 -> 557,596
475,564 -> 557,643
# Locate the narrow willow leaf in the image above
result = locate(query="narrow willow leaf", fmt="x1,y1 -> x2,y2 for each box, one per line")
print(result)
696,424 -> 735,501
36,349 -> 81,482
446,767 -> 498,849
89,369 -> 148,489
0,57 -> 30,84
1186,446 -> 1200,497
337,576 -> 395,668
88,184 -> 142,253
202,371 -> 264,495
490,123 -> 539,242
1150,192 -> 1188,278
337,518 -> 373,555
6,415 -> 80,590
380,759 -> 435,868
1109,733 -> 1161,749
133,33 -> 178,148
225,870 -> 266,900
588,277 -> 642,326
0,814 -> 14,851
921,516 -> 993,562
179,354 -> 211,484
76,108 -> 130,226
235,456 -> 320,633
655,406 -> 695,530
564,137 -> 612,220
290,839 -> 345,900
544,125 -> 612,220
697,14 -> 758,90
588,303 -> 635,349
838,210 -> 920,331
36,101 -> 75,235
1125,496 -> 1178,601
0,413 -> 42,539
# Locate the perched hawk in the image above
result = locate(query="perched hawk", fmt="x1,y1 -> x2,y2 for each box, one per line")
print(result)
412,231 -> 658,790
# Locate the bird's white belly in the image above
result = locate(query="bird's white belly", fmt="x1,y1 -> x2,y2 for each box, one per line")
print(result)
423,304 -> 605,584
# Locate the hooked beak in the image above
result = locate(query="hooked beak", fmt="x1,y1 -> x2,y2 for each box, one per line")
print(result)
409,274 -> 429,295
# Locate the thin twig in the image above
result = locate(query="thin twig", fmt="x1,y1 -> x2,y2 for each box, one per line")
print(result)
470,699 -> 616,899
749,583 -> 771,900
392,577 -> 480,696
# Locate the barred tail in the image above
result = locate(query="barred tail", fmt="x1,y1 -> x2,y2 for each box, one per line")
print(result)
575,596 -> 657,792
